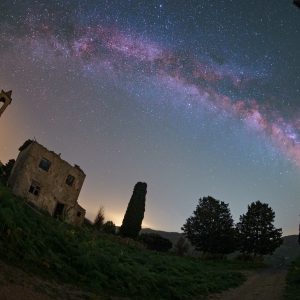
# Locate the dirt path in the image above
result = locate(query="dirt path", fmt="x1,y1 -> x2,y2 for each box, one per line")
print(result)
208,268 -> 287,300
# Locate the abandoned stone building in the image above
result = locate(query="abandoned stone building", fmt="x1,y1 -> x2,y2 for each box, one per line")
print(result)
8,140 -> 86,225
0,90 -> 12,117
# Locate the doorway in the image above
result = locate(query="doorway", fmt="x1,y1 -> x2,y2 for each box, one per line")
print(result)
53,202 -> 65,218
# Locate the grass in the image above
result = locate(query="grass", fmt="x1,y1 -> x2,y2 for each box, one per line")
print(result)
0,183 -> 262,299
285,256 -> 300,300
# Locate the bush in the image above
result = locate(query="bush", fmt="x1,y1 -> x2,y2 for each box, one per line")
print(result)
174,236 -> 190,256
139,233 -> 172,252
102,221 -> 116,235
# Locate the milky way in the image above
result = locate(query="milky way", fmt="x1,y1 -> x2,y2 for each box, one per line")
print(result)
1,1 -> 300,234
6,18 -> 300,166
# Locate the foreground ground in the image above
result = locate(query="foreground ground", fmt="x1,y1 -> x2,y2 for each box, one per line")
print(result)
0,260 -> 99,300
0,183 -> 263,299
285,256 -> 300,300
209,267 -> 287,300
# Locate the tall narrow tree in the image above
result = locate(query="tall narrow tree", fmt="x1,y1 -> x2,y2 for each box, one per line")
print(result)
119,182 -> 147,238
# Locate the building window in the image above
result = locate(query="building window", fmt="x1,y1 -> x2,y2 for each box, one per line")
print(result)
77,211 -> 82,217
28,181 -> 41,196
39,158 -> 51,172
66,175 -> 75,186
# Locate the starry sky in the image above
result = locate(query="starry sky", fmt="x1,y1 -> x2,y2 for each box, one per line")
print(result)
0,0 -> 300,235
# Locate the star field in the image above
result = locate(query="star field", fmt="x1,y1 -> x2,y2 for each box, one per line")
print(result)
0,0 -> 300,234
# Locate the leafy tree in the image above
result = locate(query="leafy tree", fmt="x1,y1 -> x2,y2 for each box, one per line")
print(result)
94,206 -> 105,230
139,233 -> 172,252
119,182 -> 147,239
0,159 -> 15,184
182,196 -> 237,255
236,201 -> 282,256
174,236 -> 190,256
102,221 -> 116,235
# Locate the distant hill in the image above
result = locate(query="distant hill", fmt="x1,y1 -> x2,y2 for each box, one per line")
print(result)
141,228 -> 300,265
141,228 -> 182,245
266,235 -> 300,267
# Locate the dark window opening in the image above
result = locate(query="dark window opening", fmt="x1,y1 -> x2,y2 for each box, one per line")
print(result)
53,202 -> 65,218
39,158 -> 51,172
28,181 -> 40,196
77,211 -> 82,217
66,175 -> 75,186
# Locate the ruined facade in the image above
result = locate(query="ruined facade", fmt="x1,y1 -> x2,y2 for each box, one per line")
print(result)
0,90 -> 12,117
8,140 -> 86,225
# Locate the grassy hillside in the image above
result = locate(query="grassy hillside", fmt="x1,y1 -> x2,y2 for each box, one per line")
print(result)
0,183 -> 262,299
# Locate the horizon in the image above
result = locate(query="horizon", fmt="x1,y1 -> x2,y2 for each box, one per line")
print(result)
1,1 -> 300,235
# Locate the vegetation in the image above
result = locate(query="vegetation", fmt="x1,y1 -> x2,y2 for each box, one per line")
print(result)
0,183 -> 261,299
94,206 -> 105,230
119,182 -> 147,238
236,201 -> 282,257
174,236 -> 190,256
285,256 -> 300,300
139,233 -> 172,252
182,196 -> 237,256
0,159 -> 15,184
102,220 -> 116,234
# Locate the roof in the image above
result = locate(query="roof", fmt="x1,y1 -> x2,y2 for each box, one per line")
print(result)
18,139 -> 33,151
18,139 -> 86,175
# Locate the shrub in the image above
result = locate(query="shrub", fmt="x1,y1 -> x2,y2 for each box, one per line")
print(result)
102,221 -> 116,235
139,233 -> 172,252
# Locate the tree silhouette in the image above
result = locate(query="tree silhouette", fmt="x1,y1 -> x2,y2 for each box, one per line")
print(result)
102,221 -> 116,234
182,196 -> 237,255
94,206 -> 105,230
119,182 -> 147,239
236,201 -> 282,256
0,159 -> 15,184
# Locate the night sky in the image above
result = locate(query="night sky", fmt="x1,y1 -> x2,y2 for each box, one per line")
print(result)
1,1 -> 300,235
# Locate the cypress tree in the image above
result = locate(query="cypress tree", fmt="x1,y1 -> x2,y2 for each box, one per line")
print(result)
119,182 -> 147,238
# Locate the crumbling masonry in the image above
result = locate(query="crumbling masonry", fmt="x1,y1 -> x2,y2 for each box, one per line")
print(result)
8,140 -> 86,225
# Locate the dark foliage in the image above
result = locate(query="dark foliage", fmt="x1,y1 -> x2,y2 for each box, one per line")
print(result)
94,206 -> 105,230
139,233 -> 172,252
182,196 -> 237,255
236,201 -> 282,256
174,236 -> 190,256
0,159 -> 15,184
119,182 -> 147,239
102,221 -> 116,235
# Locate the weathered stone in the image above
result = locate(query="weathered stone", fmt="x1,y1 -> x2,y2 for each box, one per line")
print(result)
8,140 -> 86,225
